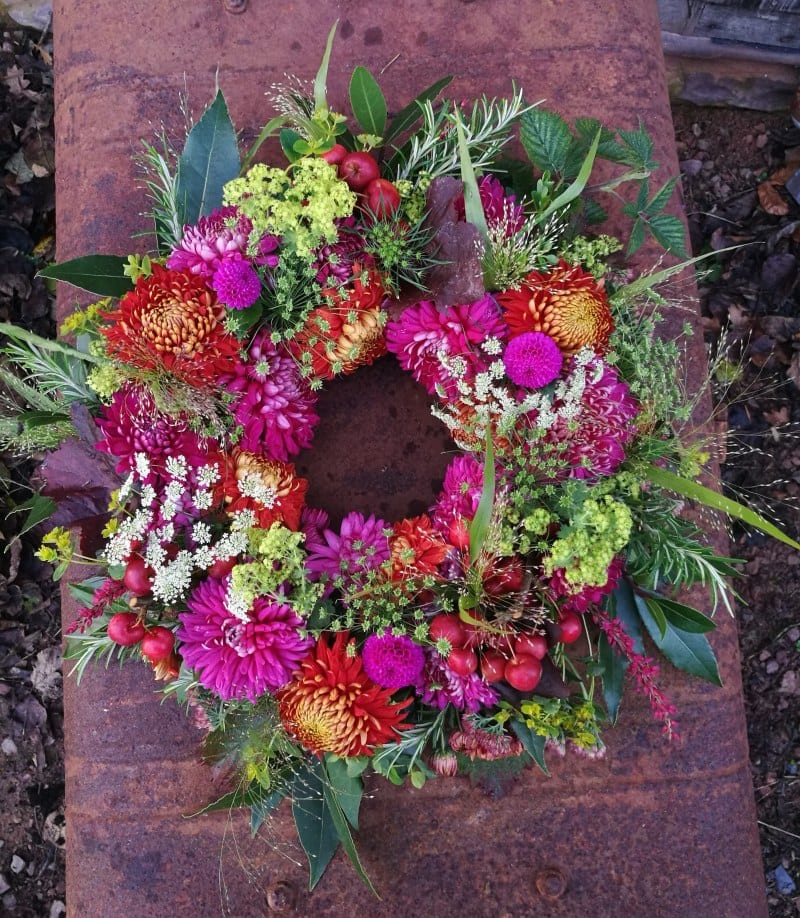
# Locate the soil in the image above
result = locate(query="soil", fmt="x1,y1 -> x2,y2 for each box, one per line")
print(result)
1,17 -> 799,916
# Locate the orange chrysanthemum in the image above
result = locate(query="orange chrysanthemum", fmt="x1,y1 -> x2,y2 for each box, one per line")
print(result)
277,632 -> 410,757
101,264 -> 239,383
222,448 -> 307,530
496,260 -> 614,355
291,269 -> 387,379
389,514 -> 449,581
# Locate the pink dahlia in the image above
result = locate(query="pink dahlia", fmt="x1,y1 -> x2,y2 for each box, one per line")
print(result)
177,576 -> 313,702
218,329 -> 319,461
430,454 -> 485,534
167,206 -> 253,277
535,356 -> 640,479
415,647 -> 499,713
300,506 -> 331,554
503,331 -> 563,389
386,295 -> 506,400
312,216 -> 367,285
95,384 -> 216,484
455,174 -> 524,235
305,511 -> 390,596
211,258 -> 261,310
362,630 -> 426,689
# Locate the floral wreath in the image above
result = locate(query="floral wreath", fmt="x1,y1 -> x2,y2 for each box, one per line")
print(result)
6,26 -> 796,893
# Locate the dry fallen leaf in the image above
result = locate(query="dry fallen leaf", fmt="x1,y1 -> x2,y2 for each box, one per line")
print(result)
758,179 -> 790,217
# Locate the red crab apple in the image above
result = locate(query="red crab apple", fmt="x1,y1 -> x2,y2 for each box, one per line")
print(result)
123,555 -> 153,597
483,557 -> 525,596
338,151 -> 380,191
320,143 -> 347,166
480,650 -> 507,683
446,647 -> 478,677
514,632 -> 548,660
365,178 -> 401,219
141,626 -> 175,664
107,612 -> 146,647
556,612 -> 583,644
429,613 -> 467,649
504,654 -> 543,692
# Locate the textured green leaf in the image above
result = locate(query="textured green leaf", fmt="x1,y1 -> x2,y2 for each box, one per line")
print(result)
469,431 -> 495,566
637,598 -> 722,685
626,217 -> 646,255
510,719 -> 549,775
583,198 -> 608,225
176,90 -> 240,225
519,108 -> 573,175
535,129 -> 600,224
349,66 -> 387,137
324,755 -> 363,830
38,255 -> 133,298
597,631 -> 628,723
292,760 -> 340,890
645,213 -> 689,258
646,464 -> 800,552
383,76 -> 453,145
617,124 -> 656,171
645,176 -> 679,215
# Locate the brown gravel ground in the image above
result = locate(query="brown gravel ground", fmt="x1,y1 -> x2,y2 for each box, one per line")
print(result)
1,18 -> 800,915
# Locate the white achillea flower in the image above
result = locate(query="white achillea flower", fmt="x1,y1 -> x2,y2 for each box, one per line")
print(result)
151,550 -> 194,603
165,455 -> 188,481
193,489 -> 213,511
135,452 -> 150,479
192,522 -> 212,545
197,463 -> 221,487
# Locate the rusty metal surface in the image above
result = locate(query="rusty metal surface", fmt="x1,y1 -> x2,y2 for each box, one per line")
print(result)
54,1 -> 766,914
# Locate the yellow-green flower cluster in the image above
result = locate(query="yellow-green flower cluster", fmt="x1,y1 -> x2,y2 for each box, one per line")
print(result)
223,158 -> 356,259
545,495 -> 632,587
518,697 -> 600,748
36,527 -> 75,565
229,523 -> 316,612
87,361 -> 127,401
60,298 -> 111,337
122,253 -> 154,283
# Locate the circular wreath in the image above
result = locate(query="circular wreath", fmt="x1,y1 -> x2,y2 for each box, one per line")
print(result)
30,43 -> 741,889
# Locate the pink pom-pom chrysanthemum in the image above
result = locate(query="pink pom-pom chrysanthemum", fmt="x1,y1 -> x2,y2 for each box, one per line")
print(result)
211,258 -> 262,310
503,331 -> 563,389
362,630 -> 425,689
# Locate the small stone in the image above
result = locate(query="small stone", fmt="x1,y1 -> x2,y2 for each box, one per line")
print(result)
2,892 -> 16,911
779,670 -> 799,694
788,627 -> 800,643
766,660 -> 780,675
680,159 -> 703,177
696,138 -> 710,152
772,864 -> 796,895
49,900 -> 66,918
692,122 -> 702,137
760,650 -> 772,662
0,875 -> 9,895
1,737 -> 17,756
756,133 -> 769,149
9,855 -> 24,875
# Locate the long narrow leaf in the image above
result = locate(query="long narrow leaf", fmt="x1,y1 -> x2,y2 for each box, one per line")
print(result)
455,108 -> 489,244
534,129 -> 600,224
0,322 -> 103,364
383,76 -> 453,146
314,22 -> 338,112
597,632 -> 628,723
646,464 -> 800,551
321,764 -> 378,897
241,115 -> 289,173
292,759 -> 340,890
469,431 -> 495,566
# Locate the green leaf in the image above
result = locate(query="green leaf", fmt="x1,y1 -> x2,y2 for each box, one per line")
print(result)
8,492 -> 56,542
455,108 -> 489,244
645,213 -> 689,258
638,592 -> 716,633
583,198 -> 608,225
617,124 -> 656,171
597,631 -> 628,723
314,22 -> 338,112
292,760 -> 341,891
321,769 -> 379,897
469,431 -> 495,566
383,76 -> 453,146
643,597 -> 668,638
645,464 -> 800,552
19,410 -> 70,428
224,301 -> 263,338
636,596 -> 722,685
324,755 -> 363,830
510,719 -> 549,775
645,176 -> 679,215
519,108 -> 573,175
279,129 -> 304,164
250,788 -> 287,835
626,217 -> 646,256
38,255 -> 134,298
349,66 -> 387,138
535,129 -> 601,225
176,90 -> 240,225
241,114 -> 289,173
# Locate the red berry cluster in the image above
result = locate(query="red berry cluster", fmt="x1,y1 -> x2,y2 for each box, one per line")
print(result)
322,145 -> 401,220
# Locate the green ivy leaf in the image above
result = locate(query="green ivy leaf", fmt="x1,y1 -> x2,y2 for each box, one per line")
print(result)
597,631 -> 628,723
519,108 -> 573,176
645,213 -> 689,258
636,597 -> 722,685
349,66 -> 387,138
510,718 -> 550,775
383,76 -> 453,146
38,255 -> 134,298
292,760 -> 340,891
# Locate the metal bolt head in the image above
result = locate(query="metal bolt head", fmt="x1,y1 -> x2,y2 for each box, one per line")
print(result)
535,866 -> 568,900
265,879 -> 296,912
223,0 -> 248,13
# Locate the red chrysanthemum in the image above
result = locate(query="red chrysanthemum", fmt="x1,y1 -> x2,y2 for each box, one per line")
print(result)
101,264 -> 239,384
389,514 -> 449,581
277,632 -> 410,757
496,259 -> 614,355
222,449 -> 308,530
291,269 -> 388,379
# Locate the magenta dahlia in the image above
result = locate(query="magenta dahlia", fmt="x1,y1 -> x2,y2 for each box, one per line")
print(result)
211,258 -> 262,310
218,329 -> 319,461
167,206 -> 253,277
430,454 -> 485,534
455,174 -> 524,235
415,648 -> 499,713
535,356 -> 640,479
300,506 -> 331,554
304,511 -> 391,596
95,384 -> 216,484
503,331 -> 563,389
312,215 -> 367,285
386,295 -> 506,400
362,630 -> 425,689
177,576 -> 313,702
549,555 -> 624,612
